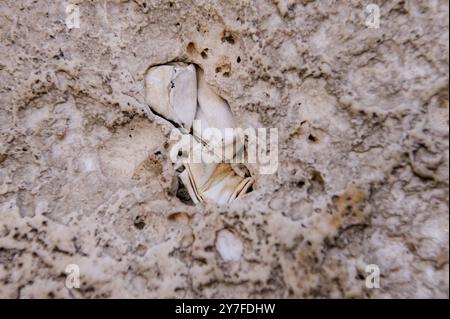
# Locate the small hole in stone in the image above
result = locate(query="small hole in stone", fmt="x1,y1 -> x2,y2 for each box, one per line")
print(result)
223,71 -> 230,77
221,33 -> 235,45
308,170 -> 325,194
215,66 -> 222,73
176,177 -> 194,205
200,50 -> 208,59
296,180 -> 305,188
308,134 -> 318,142
236,56 -> 241,63
134,220 -> 146,230
186,42 -> 196,55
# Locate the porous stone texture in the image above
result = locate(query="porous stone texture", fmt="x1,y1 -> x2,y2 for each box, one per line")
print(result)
0,0 -> 448,298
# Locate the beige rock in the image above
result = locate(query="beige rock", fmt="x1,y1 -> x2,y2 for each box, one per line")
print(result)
0,0 -> 447,299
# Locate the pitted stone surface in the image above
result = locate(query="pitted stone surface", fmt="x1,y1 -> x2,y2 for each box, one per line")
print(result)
0,0 -> 448,298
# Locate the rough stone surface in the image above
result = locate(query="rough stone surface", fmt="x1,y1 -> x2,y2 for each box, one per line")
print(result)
0,0 -> 448,298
